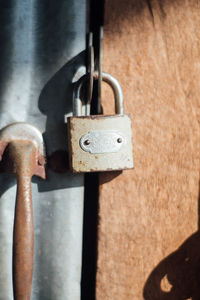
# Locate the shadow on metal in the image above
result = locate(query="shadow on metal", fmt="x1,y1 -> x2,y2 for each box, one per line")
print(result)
30,51 -> 86,192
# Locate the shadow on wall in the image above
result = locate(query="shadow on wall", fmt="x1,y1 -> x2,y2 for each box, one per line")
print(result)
103,0 -> 177,32
143,182 -> 200,300
143,231 -> 200,300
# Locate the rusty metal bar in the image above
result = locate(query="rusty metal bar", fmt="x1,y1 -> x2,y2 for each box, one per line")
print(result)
10,141 -> 36,300
0,123 -> 45,300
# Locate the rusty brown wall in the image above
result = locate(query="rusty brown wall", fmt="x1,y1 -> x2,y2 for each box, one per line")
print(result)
96,0 -> 200,299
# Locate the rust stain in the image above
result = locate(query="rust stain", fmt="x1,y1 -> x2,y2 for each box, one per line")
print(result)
48,150 -> 68,173
69,114 -> 126,120
68,119 -> 75,131
79,161 -> 86,166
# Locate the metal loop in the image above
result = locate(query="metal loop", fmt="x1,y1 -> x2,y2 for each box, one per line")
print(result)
87,43 -> 94,106
73,74 -> 89,116
73,72 -> 124,116
97,26 -> 103,114
94,71 -> 124,115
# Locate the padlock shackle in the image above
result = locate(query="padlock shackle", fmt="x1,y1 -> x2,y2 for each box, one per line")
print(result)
73,72 -> 124,116
73,74 -> 88,116
99,72 -> 124,115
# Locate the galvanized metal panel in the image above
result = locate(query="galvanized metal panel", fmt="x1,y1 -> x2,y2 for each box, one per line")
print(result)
0,1 -> 86,299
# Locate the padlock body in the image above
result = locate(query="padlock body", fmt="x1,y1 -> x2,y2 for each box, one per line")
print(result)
68,114 -> 134,172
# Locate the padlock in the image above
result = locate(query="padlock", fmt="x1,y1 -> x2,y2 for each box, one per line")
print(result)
67,72 -> 134,172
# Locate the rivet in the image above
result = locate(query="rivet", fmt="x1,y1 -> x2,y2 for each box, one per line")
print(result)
84,139 -> 90,146
117,137 -> 122,143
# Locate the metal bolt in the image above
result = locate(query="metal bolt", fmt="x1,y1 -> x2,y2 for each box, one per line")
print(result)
117,137 -> 122,143
84,139 -> 90,146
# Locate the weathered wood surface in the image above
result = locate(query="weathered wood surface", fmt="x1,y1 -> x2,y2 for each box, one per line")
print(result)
96,0 -> 200,299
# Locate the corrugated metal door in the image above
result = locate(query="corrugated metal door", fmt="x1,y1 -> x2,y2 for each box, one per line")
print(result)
0,1 -> 86,299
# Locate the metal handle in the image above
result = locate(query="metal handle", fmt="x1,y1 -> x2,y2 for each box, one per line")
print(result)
0,123 -> 45,300
9,141 -> 36,300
